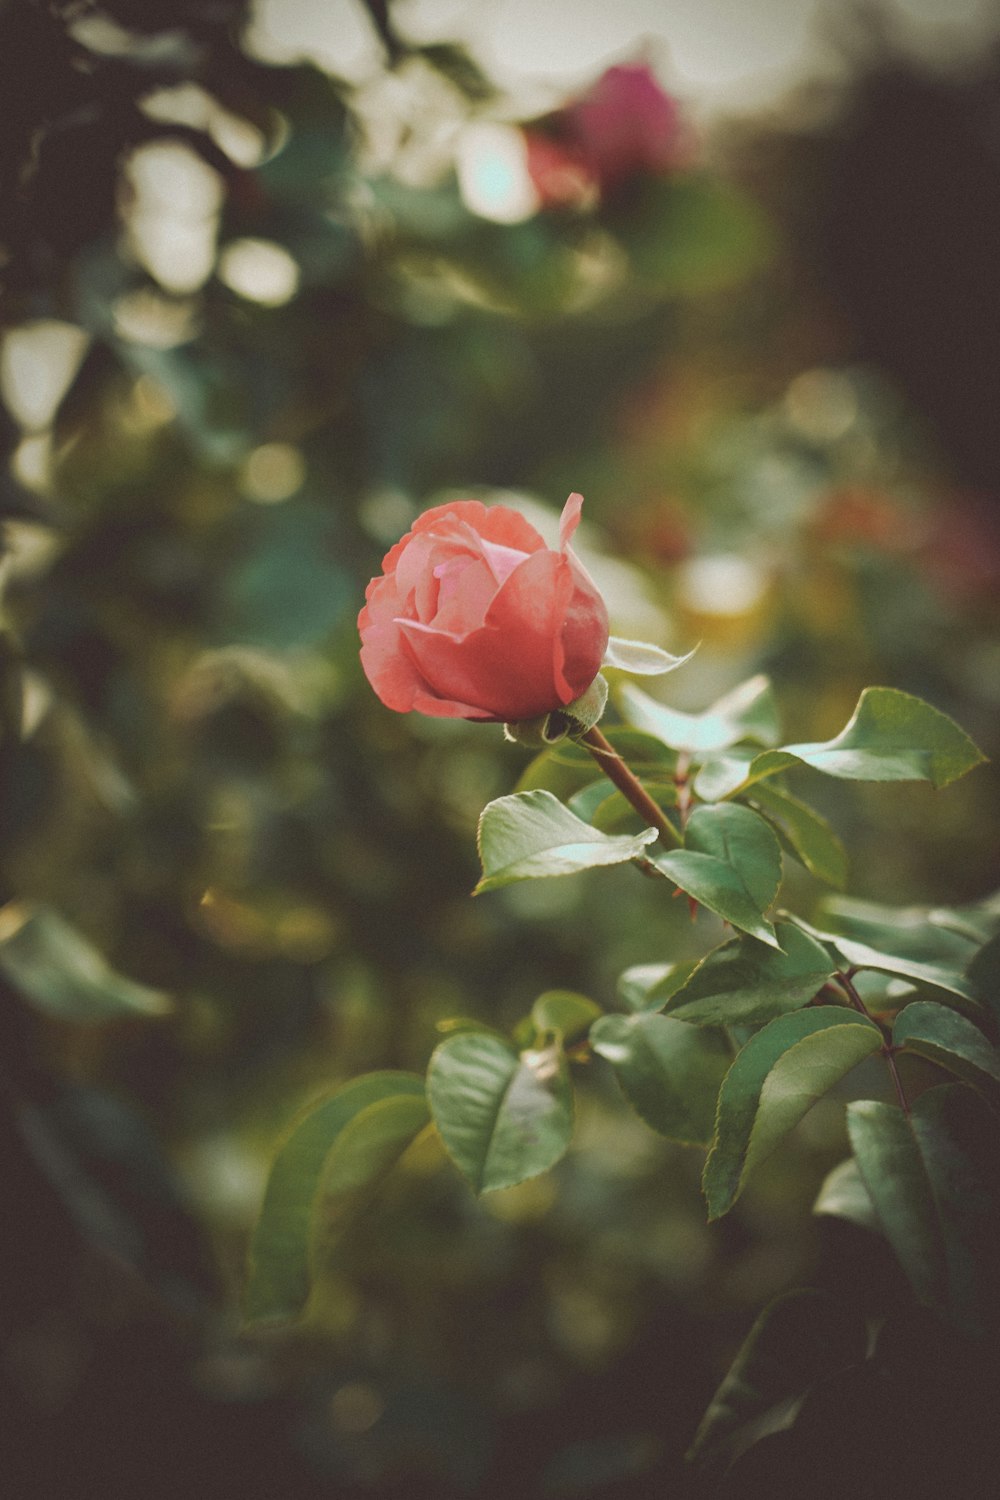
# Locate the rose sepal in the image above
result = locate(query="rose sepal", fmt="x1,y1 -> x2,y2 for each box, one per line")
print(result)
504,673 -> 608,748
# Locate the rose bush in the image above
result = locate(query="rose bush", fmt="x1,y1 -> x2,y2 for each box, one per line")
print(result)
358,493 -> 609,722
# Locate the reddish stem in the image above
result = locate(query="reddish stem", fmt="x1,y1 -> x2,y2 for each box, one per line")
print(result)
579,726 -> 683,848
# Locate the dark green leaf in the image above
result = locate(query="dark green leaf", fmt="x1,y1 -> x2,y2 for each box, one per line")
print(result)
848,1085 -> 1000,1335
687,1289 -> 868,1472
245,1072 -> 425,1321
747,782 -> 848,888
618,674 -> 781,755
0,902 -> 170,1022
590,1013 -> 730,1144
703,1007 -> 881,1219
968,932 -> 1000,1026
651,803 -> 782,947
475,790 -> 657,892
893,1001 -> 1000,1101
662,922 -> 835,1026
427,1032 -> 573,1193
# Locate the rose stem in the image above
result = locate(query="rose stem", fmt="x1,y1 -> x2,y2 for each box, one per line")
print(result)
835,969 -> 911,1115
579,725 -> 683,849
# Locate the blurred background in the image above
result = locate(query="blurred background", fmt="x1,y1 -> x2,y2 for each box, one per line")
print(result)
2,1 -> 1000,1495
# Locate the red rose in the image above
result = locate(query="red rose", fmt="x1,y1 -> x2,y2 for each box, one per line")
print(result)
358,493 -> 609,722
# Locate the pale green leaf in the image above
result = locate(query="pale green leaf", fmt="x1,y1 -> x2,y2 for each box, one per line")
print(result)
603,637 -> 697,675
819,894 -> 991,962
0,901 -> 170,1022
427,1031 -> 573,1193
812,1157 -> 880,1233
617,959 -> 701,1013
618,674 -> 781,755
590,1012 -> 730,1144
703,1007 -> 881,1219
530,989 -> 602,1044
475,790 -> 657,892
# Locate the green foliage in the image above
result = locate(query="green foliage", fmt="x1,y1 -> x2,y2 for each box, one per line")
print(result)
812,1156 -> 879,1232
747,782 -> 848,887
703,1008 -> 882,1219
660,922 -> 836,1026
590,1012 -> 730,1143
427,1031 -> 574,1193
619,673 -> 781,755
650,803 -> 783,946
529,989 -> 602,1044
245,1073 -> 426,1323
0,902 -> 169,1022
686,1289 -> 869,1475
848,1085 -> 1000,1336
475,788 -> 657,891
893,1000 -> 1000,1101
695,686 -> 987,799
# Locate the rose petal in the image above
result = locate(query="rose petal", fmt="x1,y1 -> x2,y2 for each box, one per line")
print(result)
559,492 -> 585,550
430,553 -> 499,634
397,551 -> 574,720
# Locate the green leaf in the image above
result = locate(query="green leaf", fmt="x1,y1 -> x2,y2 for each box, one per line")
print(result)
788,915 -> 981,1009
570,778 -> 678,834
747,782 -> 848,888
245,1072 -> 425,1321
427,1032 -> 573,1193
516,728 -> 677,800
590,1013 -> 730,1144
686,1289 -> 868,1472
703,1007 -> 882,1219
818,894 -> 991,962
848,1085 -> 1000,1335
968,932 -> 1000,1027
662,922 -> 835,1026
618,674 -> 781,755
718,687 -> 986,795
812,1157 -> 880,1233
893,1001 -> 1000,1101
603,637 -> 697,675
617,959 -> 702,1013
309,1092 -> 430,1274
651,803 -> 783,948
530,989 -> 602,1044
475,790 -> 657,892
0,902 -> 170,1022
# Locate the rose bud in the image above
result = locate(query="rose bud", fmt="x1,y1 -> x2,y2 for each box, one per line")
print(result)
358,493 -> 609,723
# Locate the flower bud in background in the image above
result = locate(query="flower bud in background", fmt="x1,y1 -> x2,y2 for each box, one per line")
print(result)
524,62 -> 689,209
358,493 -> 609,723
